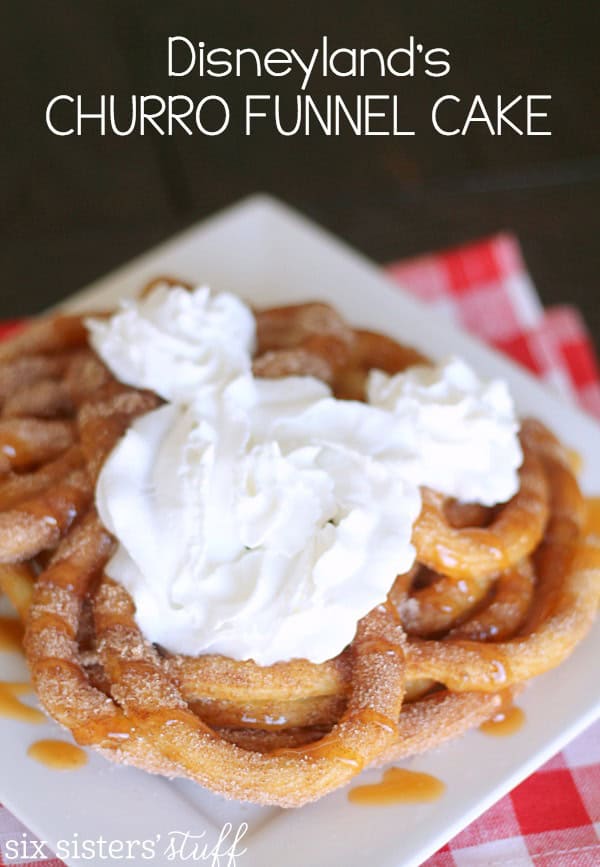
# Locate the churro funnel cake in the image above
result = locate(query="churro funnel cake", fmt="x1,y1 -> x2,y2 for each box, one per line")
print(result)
0,279 -> 597,807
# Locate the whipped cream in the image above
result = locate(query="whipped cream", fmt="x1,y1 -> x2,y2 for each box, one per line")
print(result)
86,285 -> 255,403
367,359 -> 521,506
89,285 -> 522,665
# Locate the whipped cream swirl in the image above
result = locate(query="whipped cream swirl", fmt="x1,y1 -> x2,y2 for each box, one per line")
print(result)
89,285 -> 522,665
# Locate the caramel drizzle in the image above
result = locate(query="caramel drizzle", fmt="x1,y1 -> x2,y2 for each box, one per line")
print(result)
0,433 -> 25,463
272,733 -> 364,770
479,703 -> 525,736
567,448 -> 583,477
0,681 -> 45,724
271,708 -> 398,770
27,738 -> 88,770
349,767 -> 445,805
584,497 -> 600,536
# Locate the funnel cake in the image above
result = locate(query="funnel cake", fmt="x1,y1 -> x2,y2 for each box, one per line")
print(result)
0,285 -> 596,807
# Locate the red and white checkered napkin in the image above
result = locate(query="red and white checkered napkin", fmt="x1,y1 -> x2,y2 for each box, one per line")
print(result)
0,234 -> 599,867
387,234 -> 600,867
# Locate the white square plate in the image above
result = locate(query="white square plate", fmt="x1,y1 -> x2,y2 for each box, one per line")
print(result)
1,195 -> 599,867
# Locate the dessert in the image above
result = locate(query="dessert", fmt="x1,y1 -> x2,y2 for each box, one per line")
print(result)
0,280 -> 597,807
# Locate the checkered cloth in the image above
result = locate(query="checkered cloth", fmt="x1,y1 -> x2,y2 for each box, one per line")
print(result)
0,233 -> 598,866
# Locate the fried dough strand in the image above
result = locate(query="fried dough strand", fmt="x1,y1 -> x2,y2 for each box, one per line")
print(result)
412,430 -> 549,580
0,419 -> 74,474
0,316 -> 89,363
0,354 -> 73,404
405,427 -> 598,692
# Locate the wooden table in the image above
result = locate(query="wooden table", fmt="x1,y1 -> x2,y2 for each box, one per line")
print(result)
3,2 -> 599,348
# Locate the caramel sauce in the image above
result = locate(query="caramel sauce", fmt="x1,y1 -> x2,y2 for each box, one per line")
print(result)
567,448 -> 583,477
25,490 -> 67,525
0,433 -> 24,463
0,616 -> 24,652
0,682 -> 45,724
356,708 -> 398,736
360,636 -> 404,661
270,707 -> 398,770
0,431 -> 46,471
302,739 -> 363,770
273,733 -> 364,770
349,767 -> 445,805
479,703 -> 525,736
27,739 -> 88,770
584,497 -> 600,536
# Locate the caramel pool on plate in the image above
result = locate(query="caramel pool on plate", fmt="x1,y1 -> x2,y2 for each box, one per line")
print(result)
27,739 -> 88,771
0,681 -> 44,724
349,767 -> 445,805
479,704 -> 525,737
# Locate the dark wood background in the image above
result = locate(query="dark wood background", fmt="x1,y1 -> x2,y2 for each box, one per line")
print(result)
2,1 -> 599,346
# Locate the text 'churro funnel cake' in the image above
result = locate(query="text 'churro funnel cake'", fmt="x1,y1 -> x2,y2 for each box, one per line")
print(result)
0,279 -> 597,807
